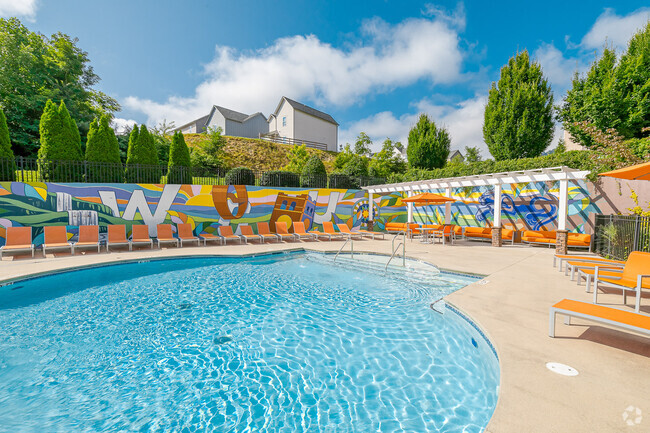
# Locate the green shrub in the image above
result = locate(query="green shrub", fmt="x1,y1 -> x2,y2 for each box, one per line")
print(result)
0,106 -> 15,181
260,170 -> 300,187
300,155 -> 327,187
225,167 -> 256,185
167,131 -> 192,184
85,115 -> 122,182
389,150 -> 595,183
329,173 -> 359,189
37,100 -> 83,181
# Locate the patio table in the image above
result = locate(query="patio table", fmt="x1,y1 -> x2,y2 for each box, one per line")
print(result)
418,227 -> 439,244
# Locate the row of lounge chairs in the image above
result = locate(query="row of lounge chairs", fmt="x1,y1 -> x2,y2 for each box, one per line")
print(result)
549,251 -> 650,340
0,221 -> 385,258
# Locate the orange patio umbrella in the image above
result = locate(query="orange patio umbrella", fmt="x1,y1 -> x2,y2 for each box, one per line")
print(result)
402,192 -> 456,204
599,161 -> 650,181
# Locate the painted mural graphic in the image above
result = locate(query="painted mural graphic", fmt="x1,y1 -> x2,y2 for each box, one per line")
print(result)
372,180 -> 601,233
0,182 -> 371,247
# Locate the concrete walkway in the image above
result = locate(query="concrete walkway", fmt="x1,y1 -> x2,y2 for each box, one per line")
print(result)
1,238 -> 649,432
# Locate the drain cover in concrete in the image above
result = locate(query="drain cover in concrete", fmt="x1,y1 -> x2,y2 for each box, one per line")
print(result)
546,362 -> 578,376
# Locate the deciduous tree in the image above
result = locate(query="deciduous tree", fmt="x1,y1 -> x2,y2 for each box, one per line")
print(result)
407,114 -> 450,169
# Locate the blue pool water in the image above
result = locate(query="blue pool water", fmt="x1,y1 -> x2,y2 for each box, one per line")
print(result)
0,252 -> 499,432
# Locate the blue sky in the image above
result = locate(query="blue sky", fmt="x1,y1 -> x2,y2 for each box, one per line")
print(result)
2,1 -> 649,156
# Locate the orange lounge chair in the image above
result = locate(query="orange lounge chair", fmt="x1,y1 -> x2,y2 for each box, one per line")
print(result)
549,299 -> 650,338
293,221 -> 315,241
130,225 -> 153,249
239,225 -> 263,243
355,226 -> 384,240
577,267 -> 623,293
177,223 -> 201,247
156,224 -> 179,248
308,226 -> 333,240
565,260 -> 624,280
593,251 -> 650,312
42,226 -> 74,256
256,222 -> 281,243
274,222 -> 298,242
553,254 -> 624,272
74,225 -> 101,253
107,225 -> 131,252
198,230 -> 224,246
0,226 -> 34,258
218,225 -> 243,244
336,223 -> 363,240
322,222 -> 345,240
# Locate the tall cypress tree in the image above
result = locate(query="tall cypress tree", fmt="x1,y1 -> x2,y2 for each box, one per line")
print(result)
58,101 -> 82,156
125,125 -> 160,182
85,115 -> 122,182
38,99 -> 84,181
0,106 -> 16,180
167,131 -> 192,184
483,50 -> 554,160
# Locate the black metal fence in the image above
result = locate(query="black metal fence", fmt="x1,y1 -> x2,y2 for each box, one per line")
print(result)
593,214 -> 650,260
0,157 -> 385,188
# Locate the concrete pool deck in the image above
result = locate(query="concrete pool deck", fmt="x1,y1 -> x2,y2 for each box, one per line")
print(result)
1,238 -> 649,432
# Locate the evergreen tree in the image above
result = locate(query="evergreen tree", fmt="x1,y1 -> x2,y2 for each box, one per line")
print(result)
85,115 -> 122,182
167,131 -> 192,184
406,114 -> 450,169
125,125 -> 160,182
37,99 -> 83,181
483,50 -> 554,160
0,105 -> 15,180
300,154 -> 327,187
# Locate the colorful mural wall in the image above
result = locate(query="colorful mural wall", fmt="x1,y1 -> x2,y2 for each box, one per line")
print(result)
0,179 -> 604,247
0,182 -> 372,247
373,180 -> 601,234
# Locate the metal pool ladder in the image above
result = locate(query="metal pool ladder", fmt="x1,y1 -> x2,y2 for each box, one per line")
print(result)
334,238 -> 353,262
385,231 -> 406,271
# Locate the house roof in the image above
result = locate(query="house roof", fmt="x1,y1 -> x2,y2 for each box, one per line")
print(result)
448,150 -> 464,160
174,114 -> 210,131
208,105 -> 267,125
272,97 -> 339,126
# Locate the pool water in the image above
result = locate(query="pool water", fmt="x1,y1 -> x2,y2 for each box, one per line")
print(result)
0,252 -> 499,432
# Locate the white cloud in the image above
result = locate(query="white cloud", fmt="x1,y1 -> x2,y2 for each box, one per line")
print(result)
0,0 -> 38,19
581,8 -> 650,52
340,95 -> 487,156
111,118 -> 137,135
125,14 -> 466,126
533,43 -> 587,94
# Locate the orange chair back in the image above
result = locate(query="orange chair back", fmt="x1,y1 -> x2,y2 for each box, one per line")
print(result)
323,222 -> 336,233
219,225 -> 235,237
293,221 -> 307,234
131,225 -> 150,241
257,222 -> 272,235
337,224 -> 352,234
44,226 -> 68,244
240,225 -> 254,236
6,227 -> 32,246
78,225 -> 99,243
156,224 -> 174,239
443,225 -> 453,235
178,223 -> 194,239
108,225 -> 127,242
275,222 -> 290,234
622,251 -> 650,287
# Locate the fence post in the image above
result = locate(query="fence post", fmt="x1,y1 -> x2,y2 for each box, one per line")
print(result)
633,215 -> 640,252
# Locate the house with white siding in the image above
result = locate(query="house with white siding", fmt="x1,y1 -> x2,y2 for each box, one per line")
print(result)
266,97 -> 338,152
174,114 -> 210,134
204,106 -> 268,138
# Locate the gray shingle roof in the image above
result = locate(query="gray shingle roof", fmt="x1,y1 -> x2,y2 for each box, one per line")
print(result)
174,114 -> 210,131
212,106 -> 266,123
281,97 -> 338,126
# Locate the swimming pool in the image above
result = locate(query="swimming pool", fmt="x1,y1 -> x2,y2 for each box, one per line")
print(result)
0,251 -> 499,432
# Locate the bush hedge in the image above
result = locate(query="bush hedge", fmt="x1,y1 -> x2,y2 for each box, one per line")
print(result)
225,167 -> 256,185
260,170 -> 300,187
388,150 -> 595,183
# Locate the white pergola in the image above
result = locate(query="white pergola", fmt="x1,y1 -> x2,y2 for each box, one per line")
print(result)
363,166 -> 590,231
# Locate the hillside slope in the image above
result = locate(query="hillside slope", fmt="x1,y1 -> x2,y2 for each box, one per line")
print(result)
183,134 -> 337,172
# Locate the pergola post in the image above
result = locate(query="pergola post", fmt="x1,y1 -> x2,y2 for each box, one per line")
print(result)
444,186 -> 452,224
367,191 -> 374,230
492,183 -> 503,247
556,179 -> 569,255
406,190 -> 414,223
